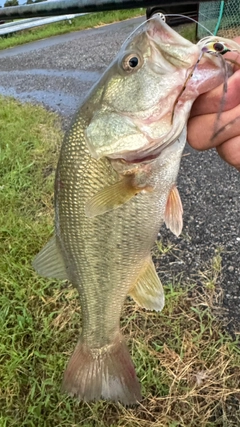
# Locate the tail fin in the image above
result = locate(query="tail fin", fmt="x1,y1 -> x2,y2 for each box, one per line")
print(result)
62,335 -> 142,405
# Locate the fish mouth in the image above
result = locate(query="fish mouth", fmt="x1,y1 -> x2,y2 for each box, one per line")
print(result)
85,16 -> 199,163
146,16 -> 199,69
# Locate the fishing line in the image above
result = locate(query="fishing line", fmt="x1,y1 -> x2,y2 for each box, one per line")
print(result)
210,53 -> 229,141
122,13 -> 213,51
171,49 -> 205,124
211,116 -> 240,141
121,19 -> 147,49
164,14 -> 214,36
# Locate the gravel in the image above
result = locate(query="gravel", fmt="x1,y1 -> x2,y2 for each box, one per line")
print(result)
1,17 -> 239,334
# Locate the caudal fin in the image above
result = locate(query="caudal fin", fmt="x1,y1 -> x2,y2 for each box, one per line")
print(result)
62,335 -> 142,405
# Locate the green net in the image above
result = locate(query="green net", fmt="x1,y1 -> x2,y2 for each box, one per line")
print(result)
198,0 -> 240,39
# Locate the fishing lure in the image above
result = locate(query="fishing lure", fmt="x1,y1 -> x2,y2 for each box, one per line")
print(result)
171,37 -> 240,124
202,40 -> 231,55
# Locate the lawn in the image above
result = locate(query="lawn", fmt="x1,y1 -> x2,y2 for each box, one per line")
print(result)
1,97 -> 240,426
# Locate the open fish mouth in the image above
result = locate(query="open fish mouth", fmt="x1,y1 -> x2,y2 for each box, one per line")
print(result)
84,16 -> 200,162
86,16 -> 231,165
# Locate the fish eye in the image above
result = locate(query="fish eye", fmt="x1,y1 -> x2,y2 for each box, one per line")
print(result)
213,42 -> 225,53
121,53 -> 142,73
129,56 -> 139,68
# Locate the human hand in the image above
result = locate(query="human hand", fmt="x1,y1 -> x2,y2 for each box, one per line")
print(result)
187,36 -> 240,171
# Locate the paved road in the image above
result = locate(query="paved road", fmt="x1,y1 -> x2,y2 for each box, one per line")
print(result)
1,18 -> 239,333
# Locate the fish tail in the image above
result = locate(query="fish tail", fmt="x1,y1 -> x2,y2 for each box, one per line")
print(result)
62,334 -> 142,405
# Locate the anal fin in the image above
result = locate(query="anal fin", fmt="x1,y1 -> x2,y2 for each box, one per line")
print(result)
164,185 -> 183,237
32,235 -> 68,280
129,257 -> 164,312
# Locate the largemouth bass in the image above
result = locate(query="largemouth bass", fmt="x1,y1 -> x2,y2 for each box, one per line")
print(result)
33,17 -> 240,405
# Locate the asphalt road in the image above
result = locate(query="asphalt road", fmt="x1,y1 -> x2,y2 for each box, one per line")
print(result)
1,18 -> 239,334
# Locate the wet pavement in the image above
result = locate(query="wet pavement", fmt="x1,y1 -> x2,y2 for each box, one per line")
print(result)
1,17 -> 239,334
0,17 -> 143,116
0,68 -> 101,116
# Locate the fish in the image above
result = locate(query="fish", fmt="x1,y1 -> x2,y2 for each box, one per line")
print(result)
32,17 -> 240,405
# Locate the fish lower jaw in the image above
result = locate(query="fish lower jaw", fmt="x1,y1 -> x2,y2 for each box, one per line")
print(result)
110,123 -> 186,165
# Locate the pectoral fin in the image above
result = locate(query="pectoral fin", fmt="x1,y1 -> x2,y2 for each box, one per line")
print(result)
164,185 -> 183,237
85,176 -> 143,218
32,235 -> 68,280
129,257 -> 165,312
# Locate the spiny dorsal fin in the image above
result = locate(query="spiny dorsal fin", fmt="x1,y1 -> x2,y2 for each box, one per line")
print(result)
85,176 -> 143,218
32,235 -> 68,280
129,257 -> 165,312
164,185 -> 183,237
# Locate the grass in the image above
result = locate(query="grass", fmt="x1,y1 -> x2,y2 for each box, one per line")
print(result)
1,96 -> 240,426
0,8 -> 144,50
179,23 -> 196,43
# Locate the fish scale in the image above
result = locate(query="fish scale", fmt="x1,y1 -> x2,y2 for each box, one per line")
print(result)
56,110 -> 172,340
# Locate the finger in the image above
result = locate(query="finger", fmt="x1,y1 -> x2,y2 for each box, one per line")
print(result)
232,35 -> 240,45
187,103 -> 240,150
225,36 -> 240,71
216,136 -> 240,170
190,69 -> 240,117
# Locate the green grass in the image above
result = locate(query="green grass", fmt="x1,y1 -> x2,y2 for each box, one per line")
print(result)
0,9 -> 144,50
179,23 -> 196,42
1,96 -> 240,426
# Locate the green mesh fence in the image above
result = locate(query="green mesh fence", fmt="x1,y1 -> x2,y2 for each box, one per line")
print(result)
198,0 -> 240,39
